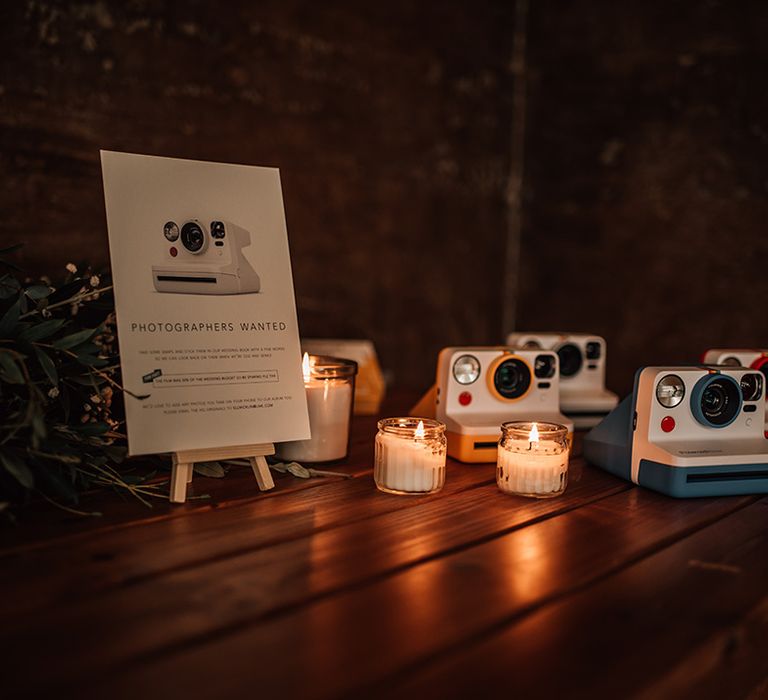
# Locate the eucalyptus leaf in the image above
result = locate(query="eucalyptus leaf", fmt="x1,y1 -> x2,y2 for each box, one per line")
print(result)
193,461 -> 226,478
286,462 -> 311,478
0,274 -> 21,299
33,346 -> 58,385
53,326 -> 100,350
68,375 -> 107,386
25,285 -> 53,300
74,342 -> 100,356
0,451 -> 34,489
75,354 -> 110,368
18,319 -> 66,342
70,422 -> 110,436
269,461 -> 311,479
0,297 -> 22,338
31,411 -> 47,440
103,445 -> 127,463
0,351 -> 24,384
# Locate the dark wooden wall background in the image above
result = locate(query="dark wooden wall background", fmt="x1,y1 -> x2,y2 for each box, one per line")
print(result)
3,0 -> 768,393
518,0 -> 768,395
0,0 -> 515,388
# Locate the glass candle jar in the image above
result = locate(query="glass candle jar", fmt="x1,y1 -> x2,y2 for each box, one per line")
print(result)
374,417 -> 447,495
276,354 -> 358,463
497,421 -> 569,498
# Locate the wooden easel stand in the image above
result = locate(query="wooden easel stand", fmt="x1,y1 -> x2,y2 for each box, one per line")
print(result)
170,443 -> 275,503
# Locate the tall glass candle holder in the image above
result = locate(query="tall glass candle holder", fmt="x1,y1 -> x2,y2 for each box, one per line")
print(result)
374,417 -> 446,495
497,421 -> 569,498
276,354 -> 357,463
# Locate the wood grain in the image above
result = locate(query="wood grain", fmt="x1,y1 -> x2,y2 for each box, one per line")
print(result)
388,498 -> 768,699
4,483 -> 752,696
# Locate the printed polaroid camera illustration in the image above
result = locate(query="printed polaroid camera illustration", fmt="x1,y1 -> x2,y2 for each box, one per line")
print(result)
584,366 -> 768,498
506,332 -> 618,429
152,219 -> 260,295
411,347 -> 574,463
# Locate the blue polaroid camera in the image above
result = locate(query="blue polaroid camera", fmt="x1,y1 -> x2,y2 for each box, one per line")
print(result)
584,366 -> 768,497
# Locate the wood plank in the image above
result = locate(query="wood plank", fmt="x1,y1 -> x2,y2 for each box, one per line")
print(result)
0,424 -> 588,617
0,450 -> 502,620
2,481 -> 747,696
637,595 -> 768,700
385,498 -> 768,699
0,413 -> 381,551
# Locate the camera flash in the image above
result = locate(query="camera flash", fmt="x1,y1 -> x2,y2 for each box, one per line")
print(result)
656,374 -> 685,408
453,355 -> 480,385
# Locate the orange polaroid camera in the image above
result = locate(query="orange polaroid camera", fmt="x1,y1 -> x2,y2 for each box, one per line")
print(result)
411,346 -> 574,463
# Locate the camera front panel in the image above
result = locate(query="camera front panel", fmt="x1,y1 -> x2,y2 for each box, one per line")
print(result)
638,367 -> 766,449
161,218 -> 239,265
506,332 -> 607,393
440,347 -> 561,422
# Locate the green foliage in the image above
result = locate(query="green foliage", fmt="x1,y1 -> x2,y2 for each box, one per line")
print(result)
0,247 -> 159,516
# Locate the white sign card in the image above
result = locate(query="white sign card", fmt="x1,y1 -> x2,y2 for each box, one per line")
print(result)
100,151 -> 310,455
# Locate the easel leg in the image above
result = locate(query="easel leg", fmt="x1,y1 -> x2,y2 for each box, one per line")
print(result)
170,457 -> 192,503
250,455 -> 275,491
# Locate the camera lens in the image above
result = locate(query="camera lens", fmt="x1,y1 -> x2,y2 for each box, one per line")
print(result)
585,341 -> 601,360
721,356 -> 742,367
557,343 -> 583,377
493,357 -> 531,399
163,221 -> 179,242
534,354 -> 556,379
522,340 -> 541,349
740,373 -> 763,402
211,221 -> 226,239
692,374 -> 742,428
180,221 -> 207,254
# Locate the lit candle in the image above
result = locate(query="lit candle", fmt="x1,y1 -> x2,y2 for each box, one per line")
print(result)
497,421 -> 569,498
374,417 -> 447,495
276,353 -> 357,463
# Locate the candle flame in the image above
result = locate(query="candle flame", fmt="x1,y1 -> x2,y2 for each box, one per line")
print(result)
415,420 -> 425,439
302,352 -> 311,382
529,422 -> 539,443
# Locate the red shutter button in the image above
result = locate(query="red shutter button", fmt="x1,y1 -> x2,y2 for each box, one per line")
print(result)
661,416 -> 675,433
458,391 -> 472,406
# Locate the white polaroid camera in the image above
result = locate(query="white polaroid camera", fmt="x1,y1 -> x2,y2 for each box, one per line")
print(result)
701,348 -> 768,375
152,218 -> 260,295
701,348 -> 768,428
411,346 -> 574,463
506,332 -> 618,429
584,366 -> 768,497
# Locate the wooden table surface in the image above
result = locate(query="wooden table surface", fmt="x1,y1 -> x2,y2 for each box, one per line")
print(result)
2,393 -> 768,699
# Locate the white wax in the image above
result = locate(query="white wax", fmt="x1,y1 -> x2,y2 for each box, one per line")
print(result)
374,432 -> 445,494
497,438 -> 568,497
276,378 -> 353,463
